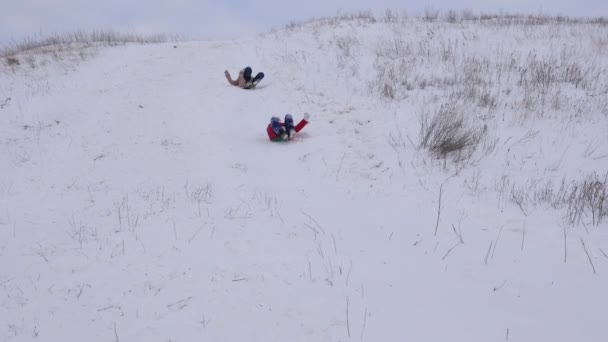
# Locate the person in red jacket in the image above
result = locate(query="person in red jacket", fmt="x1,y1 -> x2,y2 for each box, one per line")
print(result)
267,113 -> 310,141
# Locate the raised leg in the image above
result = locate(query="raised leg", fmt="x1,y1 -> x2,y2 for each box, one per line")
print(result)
243,67 -> 252,82
284,114 -> 295,139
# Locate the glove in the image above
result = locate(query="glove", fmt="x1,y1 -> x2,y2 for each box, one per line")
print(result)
288,128 -> 296,139
224,70 -> 230,78
281,133 -> 288,141
303,112 -> 310,121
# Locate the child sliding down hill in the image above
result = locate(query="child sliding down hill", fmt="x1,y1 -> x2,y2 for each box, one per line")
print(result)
224,66 -> 264,89
267,113 -> 310,142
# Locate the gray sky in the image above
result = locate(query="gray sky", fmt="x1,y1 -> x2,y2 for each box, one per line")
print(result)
1,0 -> 607,45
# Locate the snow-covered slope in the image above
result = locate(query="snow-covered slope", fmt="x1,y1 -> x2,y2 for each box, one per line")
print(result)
1,16 -> 608,341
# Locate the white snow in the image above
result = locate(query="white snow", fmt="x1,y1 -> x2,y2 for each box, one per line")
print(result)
1,17 -> 608,341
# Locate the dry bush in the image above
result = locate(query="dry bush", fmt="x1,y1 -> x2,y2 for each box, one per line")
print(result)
513,173 -> 608,226
563,173 -> 607,225
445,10 -> 460,24
419,103 -> 487,162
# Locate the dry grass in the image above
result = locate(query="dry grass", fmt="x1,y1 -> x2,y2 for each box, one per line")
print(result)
1,30 -> 170,71
1,30 -> 167,58
508,173 -> 608,226
419,104 -> 487,162
287,9 -> 608,27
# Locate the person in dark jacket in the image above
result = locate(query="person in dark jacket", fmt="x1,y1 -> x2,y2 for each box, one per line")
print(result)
225,66 -> 264,89
267,113 -> 310,142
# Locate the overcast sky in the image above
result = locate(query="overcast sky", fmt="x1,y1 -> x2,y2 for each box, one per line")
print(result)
1,0 -> 607,45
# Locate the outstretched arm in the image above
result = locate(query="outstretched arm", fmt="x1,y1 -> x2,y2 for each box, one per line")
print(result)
294,113 -> 310,133
224,70 -> 238,86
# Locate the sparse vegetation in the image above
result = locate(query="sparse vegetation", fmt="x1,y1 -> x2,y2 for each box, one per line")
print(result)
1,30 -> 170,71
3,11 -> 608,342
508,173 -> 608,226
1,30 -> 167,58
270,10 -> 608,227
419,103 -> 487,162
445,10 -> 459,24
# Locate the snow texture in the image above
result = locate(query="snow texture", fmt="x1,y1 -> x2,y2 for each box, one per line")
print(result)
1,16 -> 608,342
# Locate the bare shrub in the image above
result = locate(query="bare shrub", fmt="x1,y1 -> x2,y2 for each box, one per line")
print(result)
445,10 -> 459,24
564,173 -> 607,226
419,103 -> 486,162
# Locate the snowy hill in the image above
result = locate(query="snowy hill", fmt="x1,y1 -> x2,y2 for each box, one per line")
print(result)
1,15 -> 608,341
